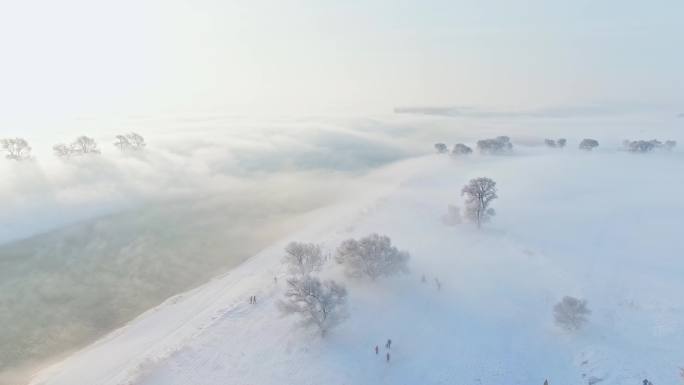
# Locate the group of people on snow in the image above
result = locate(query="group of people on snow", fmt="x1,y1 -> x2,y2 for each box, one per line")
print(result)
374,339 -> 393,362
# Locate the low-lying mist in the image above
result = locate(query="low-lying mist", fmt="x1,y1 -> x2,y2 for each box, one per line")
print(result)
0,112 -> 681,384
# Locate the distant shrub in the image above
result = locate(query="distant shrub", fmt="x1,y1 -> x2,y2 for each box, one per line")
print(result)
434,143 -> 448,154
476,136 -> 513,154
545,138 -> 567,148
579,139 -> 599,151
451,143 -> 473,156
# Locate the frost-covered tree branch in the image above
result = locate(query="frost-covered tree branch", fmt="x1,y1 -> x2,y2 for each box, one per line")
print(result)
54,136 -> 100,157
1,138 -> 32,161
461,177 -> 498,228
282,242 -> 324,276
278,275 -> 348,336
335,233 -> 410,280
115,132 -> 146,152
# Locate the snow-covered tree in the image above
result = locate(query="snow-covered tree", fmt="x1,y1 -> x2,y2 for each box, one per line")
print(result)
557,138 -> 567,148
579,139 -> 599,151
451,143 -> 473,156
553,296 -> 590,331
279,275 -> 348,336
476,136 -> 513,154
114,132 -> 146,152
53,143 -> 72,158
114,135 -> 131,152
335,233 -> 410,280
282,242 -> 324,276
544,139 -> 557,148
664,140 -> 677,151
434,143 -> 448,153
53,136 -> 100,157
461,177 -> 497,228
625,140 -> 657,153
1,138 -> 32,160
71,136 -> 100,155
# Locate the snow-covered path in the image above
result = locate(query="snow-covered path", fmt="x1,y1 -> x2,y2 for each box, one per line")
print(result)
31,151 -> 684,385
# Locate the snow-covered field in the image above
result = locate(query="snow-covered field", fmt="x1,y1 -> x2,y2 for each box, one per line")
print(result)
28,140 -> 684,385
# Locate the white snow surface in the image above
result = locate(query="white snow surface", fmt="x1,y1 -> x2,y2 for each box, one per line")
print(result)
30,149 -> 684,385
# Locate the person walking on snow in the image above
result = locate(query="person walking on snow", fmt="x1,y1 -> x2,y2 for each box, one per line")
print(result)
374,345 -> 379,355
386,352 -> 390,362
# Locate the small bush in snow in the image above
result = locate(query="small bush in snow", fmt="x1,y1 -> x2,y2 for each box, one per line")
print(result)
279,275 -> 348,336
664,140 -> 677,151
335,233 -> 410,280
461,177 -> 497,228
451,143 -> 473,156
544,138 -> 567,148
1,137 -> 32,161
553,296 -> 591,331
477,136 -> 513,154
434,143 -> 448,153
579,139 -> 599,151
282,242 -> 324,276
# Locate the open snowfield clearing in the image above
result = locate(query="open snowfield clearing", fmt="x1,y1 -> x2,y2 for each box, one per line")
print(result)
30,147 -> 684,385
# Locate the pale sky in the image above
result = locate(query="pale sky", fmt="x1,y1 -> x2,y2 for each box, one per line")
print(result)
0,0 -> 682,120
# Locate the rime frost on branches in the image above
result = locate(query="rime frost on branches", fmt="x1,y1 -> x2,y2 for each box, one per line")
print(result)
278,275 -> 348,336
1,138 -> 32,161
461,177 -> 497,228
53,136 -> 100,157
335,234 -> 410,280
282,242 -> 324,276
115,132 -> 146,152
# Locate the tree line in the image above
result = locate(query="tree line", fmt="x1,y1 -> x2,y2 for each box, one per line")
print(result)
0,133 -> 146,161
435,136 -> 678,155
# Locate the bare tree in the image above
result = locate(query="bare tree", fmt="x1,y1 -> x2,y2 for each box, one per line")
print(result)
278,275 -> 348,336
335,233 -> 410,280
461,177 -> 497,228
114,135 -> 131,152
127,132 -> 146,149
282,242 -> 324,276
54,136 -> 101,157
553,296 -> 590,331
451,143 -> 473,156
71,136 -> 100,155
53,143 -> 72,158
579,139 -> 599,151
434,143 -> 448,154
1,138 -> 32,161
545,138 -> 567,148
114,132 -> 146,152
